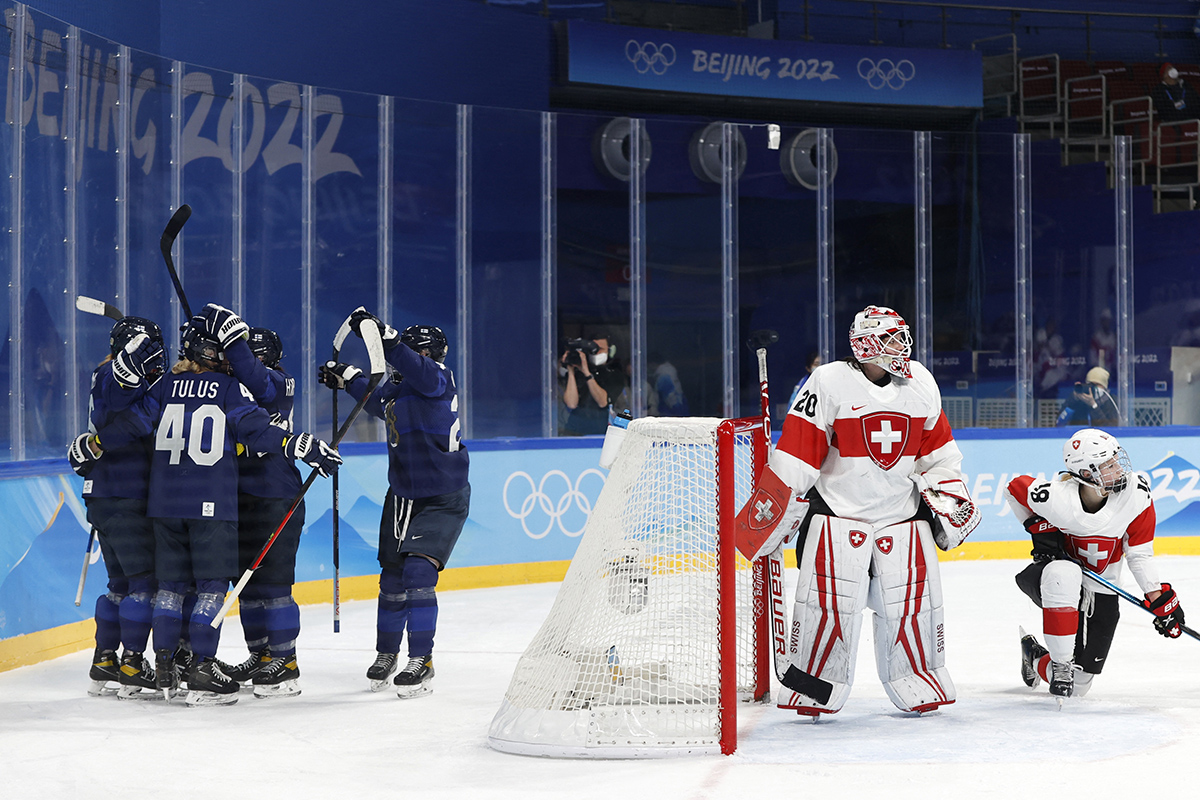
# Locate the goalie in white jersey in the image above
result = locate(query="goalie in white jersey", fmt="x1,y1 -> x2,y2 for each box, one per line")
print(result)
1006,429 -> 1186,701
736,305 -> 980,717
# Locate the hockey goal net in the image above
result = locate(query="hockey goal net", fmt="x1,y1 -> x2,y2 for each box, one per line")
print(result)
487,416 -> 770,758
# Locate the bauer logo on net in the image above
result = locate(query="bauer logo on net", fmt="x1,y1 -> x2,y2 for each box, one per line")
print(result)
503,469 -> 606,539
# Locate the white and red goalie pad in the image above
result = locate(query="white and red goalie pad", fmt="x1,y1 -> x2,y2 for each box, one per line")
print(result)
734,465 -> 808,561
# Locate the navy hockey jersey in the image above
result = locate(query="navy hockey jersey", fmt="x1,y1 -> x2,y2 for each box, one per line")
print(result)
225,339 -> 302,499
96,368 -> 288,521
346,342 -> 469,500
82,364 -> 153,501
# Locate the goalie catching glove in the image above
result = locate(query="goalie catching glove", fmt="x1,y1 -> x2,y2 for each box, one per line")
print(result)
733,465 -> 809,561
917,475 -> 981,551
111,333 -> 165,388
318,361 -> 363,390
200,303 -> 250,347
283,432 -> 342,478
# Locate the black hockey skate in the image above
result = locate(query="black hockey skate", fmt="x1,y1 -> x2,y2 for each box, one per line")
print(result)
173,646 -> 195,689
87,648 -> 120,697
393,655 -> 434,699
1019,626 -> 1049,688
1049,660 -> 1075,704
252,653 -> 301,699
367,652 -> 399,692
225,648 -> 269,685
183,658 -> 240,707
117,651 -> 162,701
155,649 -> 180,701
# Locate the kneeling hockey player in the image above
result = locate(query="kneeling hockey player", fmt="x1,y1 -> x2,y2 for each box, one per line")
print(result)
1007,429 -> 1186,702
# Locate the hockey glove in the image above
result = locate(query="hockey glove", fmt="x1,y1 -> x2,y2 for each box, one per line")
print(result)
283,432 -> 342,478
68,433 -> 102,476
111,333 -> 165,388
318,361 -> 363,390
201,303 -> 250,347
349,308 -> 400,350
1023,515 -> 1067,564
733,465 -> 809,561
919,476 -> 981,551
1144,583 -> 1185,639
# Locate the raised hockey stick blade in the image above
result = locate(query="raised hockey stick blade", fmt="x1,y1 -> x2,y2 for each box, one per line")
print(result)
75,296 -> 124,321
1081,565 -> 1200,642
74,527 -> 98,606
212,310 -> 387,627
160,204 -> 193,319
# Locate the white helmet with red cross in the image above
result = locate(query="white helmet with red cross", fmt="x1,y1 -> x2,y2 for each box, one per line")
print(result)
849,305 -> 913,379
1062,428 -> 1131,494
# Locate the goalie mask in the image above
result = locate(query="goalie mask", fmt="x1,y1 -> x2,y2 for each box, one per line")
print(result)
248,327 -> 283,369
1063,428 -> 1131,494
400,324 -> 448,362
179,316 -> 229,374
849,305 -> 913,379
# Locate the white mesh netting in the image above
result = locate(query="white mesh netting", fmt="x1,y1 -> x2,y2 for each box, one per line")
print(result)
487,417 -> 763,758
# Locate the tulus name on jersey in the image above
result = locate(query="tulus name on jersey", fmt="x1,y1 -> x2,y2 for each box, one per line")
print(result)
170,379 -> 220,400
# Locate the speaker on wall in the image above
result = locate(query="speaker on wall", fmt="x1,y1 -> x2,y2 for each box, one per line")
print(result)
780,128 -> 839,190
687,121 -> 747,184
593,117 -> 653,182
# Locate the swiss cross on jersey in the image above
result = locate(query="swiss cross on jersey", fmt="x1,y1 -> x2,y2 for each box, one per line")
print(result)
1065,534 -> 1122,573
860,412 -> 911,470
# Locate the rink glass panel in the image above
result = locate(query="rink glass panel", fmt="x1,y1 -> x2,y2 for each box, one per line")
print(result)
736,123 -> 820,427
640,116 -> 726,421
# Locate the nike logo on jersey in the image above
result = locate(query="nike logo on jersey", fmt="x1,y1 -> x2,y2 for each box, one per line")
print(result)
851,404 -> 867,411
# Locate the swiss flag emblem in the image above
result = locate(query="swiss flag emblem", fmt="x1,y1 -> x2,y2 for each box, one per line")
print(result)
877,536 -> 893,554
747,489 -> 779,531
861,412 -> 912,470
849,530 -> 867,548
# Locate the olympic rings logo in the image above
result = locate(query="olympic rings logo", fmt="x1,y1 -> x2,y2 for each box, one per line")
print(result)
857,58 -> 916,90
626,40 -> 677,75
503,469 -> 607,539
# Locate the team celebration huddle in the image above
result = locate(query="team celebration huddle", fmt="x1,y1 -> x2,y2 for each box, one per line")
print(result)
69,297 -> 468,707
68,295 -> 1186,714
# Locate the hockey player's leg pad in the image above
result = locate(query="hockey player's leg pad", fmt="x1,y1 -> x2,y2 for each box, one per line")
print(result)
868,520 -> 956,712
119,575 -> 155,654
188,579 -> 228,660
784,515 -> 874,713
237,584 -> 270,651
94,580 -> 127,652
375,566 -> 409,655
1074,593 -> 1120,675
1015,561 -> 1049,605
259,585 -> 300,657
403,555 -> 440,658
1040,560 -> 1083,663
152,582 -> 187,656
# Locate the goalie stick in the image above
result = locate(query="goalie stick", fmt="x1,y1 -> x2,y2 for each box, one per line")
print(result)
160,204 -> 193,318
211,309 -> 387,628
75,296 -> 124,321
1081,565 -> 1200,642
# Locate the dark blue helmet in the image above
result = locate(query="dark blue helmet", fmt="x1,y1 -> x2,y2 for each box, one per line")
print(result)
110,316 -> 164,359
400,324 -> 447,361
248,327 -> 283,369
179,316 -> 228,373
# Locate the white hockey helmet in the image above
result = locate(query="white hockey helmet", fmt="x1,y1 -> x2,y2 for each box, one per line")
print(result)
849,305 -> 913,379
1063,428 -> 1131,494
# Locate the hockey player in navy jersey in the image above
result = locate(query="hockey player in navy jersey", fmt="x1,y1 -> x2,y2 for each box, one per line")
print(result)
70,317 -> 167,699
198,304 -> 306,698
318,311 -> 470,698
70,316 -> 341,706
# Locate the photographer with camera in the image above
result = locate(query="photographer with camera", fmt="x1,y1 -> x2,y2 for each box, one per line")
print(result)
1056,366 -> 1121,428
561,330 -> 626,436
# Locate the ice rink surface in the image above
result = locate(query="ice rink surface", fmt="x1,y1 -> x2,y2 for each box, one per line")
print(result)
3,558 -> 1199,799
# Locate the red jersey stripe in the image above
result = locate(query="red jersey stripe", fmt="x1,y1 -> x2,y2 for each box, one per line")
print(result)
1007,475 -> 1036,514
1126,504 -> 1157,547
917,411 -> 954,457
777,415 -> 830,470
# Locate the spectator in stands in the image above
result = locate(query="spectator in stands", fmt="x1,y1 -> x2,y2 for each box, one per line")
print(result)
1056,366 -> 1121,428
648,352 -> 688,417
1090,308 -> 1116,371
561,330 -> 626,435
1152,63 -> 1193,123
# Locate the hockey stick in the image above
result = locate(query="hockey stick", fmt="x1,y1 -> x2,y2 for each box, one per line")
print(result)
75,527 -> 98,606
160,204 -> 193,319
330,319 -> 350,633
75,296 -> 124,321
211,310 -> 386,627
1081,565 -> 1200,642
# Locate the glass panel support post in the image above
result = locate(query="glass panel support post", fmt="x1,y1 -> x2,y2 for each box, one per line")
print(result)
914,131 -> 933,365
720,122 -> 739,418
540,111 -> 558,437
816,129 -> 835,366
1113,135 -> 1134,418
1013,133 -> 1033,428
456,104 -> 472,439
628,118 -> 647,419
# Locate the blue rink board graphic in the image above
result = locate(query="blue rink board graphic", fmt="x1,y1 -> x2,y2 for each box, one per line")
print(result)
3,431 -> 1199,640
